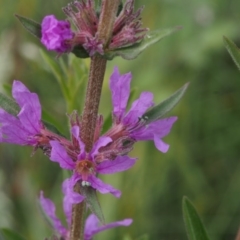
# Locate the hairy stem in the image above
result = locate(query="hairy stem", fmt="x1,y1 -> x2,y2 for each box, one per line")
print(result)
70,1 -> 120,240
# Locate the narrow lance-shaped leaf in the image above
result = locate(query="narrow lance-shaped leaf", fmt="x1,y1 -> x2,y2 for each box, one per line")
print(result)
182,197 -> 210,240
104,26 -> 182,60
223,36 -> 240,71
142,82 -> 189,124
40,50 -> 70,101
81,187 -> 105,224
0,228 -> 26,240
0,93 -> 19,116
15,14 -> 42,39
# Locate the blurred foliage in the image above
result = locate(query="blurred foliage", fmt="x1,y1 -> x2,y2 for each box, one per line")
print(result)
1,0 -> 240,240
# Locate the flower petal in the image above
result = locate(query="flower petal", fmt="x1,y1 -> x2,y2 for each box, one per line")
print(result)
50,141 -> 75,170
71,126 -> 86,156
91,136 -> 112,157
84,214 -> 132,240
89,175 -> 121,198
41,15 -> 73,52
18,103 -> 41,135
12,81 -> 41,133
133,117 -> 178,140
71,125 -> 80,139
62,174 -> 84,227
132,117 -> 177,153
97,155 -> 136,174
110,67 -> 131,120
39,191 -> 67,237
153,136 -> 169,153
0,109 -> 33,145
124,92 -> 154,125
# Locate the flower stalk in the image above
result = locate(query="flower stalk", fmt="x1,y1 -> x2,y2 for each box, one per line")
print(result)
70,1 -> 120,240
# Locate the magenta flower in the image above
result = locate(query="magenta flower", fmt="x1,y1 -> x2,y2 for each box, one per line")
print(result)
0,81 -> 69,155
102,67 -> 177,158
0,81 -> 42,146
49,125 -> 136,200
41,15 -> 74,53
41,0 -> 147,56
40,191 -> 132,240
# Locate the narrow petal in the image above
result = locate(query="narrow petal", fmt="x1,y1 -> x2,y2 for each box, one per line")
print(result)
97,156 -> 136,174
0,109 -> 33,145
110,67 -> 131,120
91,136 -> 112,157
62,174 -> 84,227
89,175 -> 121,198
124,92 -> 154,125
50,141 -> 75,170
153,136 -> 169,153
84,214 -> 132,240
133,117 -> 178,140
39,191 -> 67,237
71,126 -> 85,155
71,125 -> 80,140
84,214 -> 99,239
12,81 -> 31,107
18,103 -> 41,135
12,81 -> 41,129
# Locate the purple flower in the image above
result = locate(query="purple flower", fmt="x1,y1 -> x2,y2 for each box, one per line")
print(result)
41,15 -> 74,53
40,191 -> 132,240
0,81 -> 69,155
0,81 -> 42,146
49,125 -> 136,201
41,0 -> 147,56
103,67 -> 177,156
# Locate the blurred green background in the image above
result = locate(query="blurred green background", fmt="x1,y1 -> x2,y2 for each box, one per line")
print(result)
1,0 -> 240,239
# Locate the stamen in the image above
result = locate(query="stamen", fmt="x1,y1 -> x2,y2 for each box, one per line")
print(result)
81,180 -> 91,187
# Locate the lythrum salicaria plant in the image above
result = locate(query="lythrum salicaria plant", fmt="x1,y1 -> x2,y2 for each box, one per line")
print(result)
0,1 -> 200,240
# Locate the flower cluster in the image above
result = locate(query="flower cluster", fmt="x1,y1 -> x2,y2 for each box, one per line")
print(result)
0,67 -> 177,239
40,0 -> 148,56
0,67 -> 176,199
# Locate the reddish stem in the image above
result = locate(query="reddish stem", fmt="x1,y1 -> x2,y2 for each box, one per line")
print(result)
70,1 -> 120,240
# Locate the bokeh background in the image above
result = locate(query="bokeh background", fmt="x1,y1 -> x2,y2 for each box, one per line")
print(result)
1,0 -> 240,239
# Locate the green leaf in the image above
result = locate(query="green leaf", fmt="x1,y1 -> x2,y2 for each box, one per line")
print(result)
81,187 -> 105,224
104,26 -> 182,60
15,14 -> 41,39
42,108 -> 66,136
182,197 -> 210,240
0,93 -> 19,116
40,50 -> 70,101
142,82 -> 189,124
0,228 -> 26,240
71,45 -> 89,58
223,36 -> 240,71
